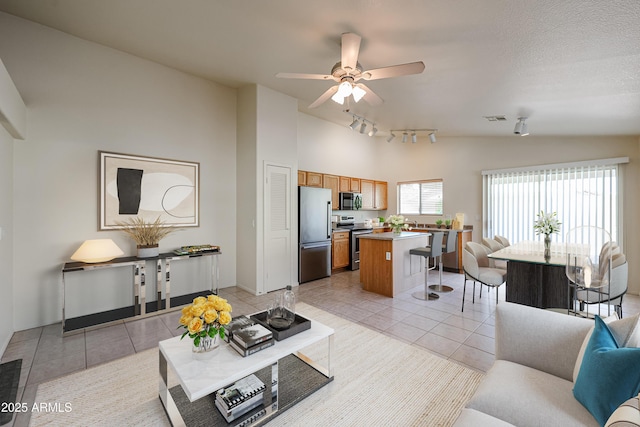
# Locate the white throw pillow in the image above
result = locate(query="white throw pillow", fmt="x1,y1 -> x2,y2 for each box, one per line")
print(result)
605,394 -> 640,427
573,313 -> 640,383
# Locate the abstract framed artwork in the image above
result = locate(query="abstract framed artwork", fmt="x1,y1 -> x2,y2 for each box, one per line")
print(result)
99,151 -> 199,230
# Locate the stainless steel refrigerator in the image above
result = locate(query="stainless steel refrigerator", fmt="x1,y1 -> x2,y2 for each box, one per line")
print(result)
298,186 -> 332,283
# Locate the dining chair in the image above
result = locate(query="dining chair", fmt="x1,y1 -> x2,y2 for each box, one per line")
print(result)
481,237 -> 508,269
576,246 -> 628,318
494,235 -> 511,247
461,241 -> 507,312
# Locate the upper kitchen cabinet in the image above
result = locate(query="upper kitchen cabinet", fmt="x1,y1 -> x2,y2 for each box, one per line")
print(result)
339,176 -> 351,192
297,170 -> 306,186
323,174 -> 340,209
361,179 -> 374,210
374,181 -> 388,210
350,178 -> 361,192
306,171 -> 322,187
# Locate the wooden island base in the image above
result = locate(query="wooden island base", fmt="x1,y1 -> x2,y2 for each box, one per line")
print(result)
359,232 -> 429,297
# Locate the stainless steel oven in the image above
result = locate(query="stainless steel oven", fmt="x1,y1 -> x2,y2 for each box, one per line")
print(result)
350,228 -> 373,270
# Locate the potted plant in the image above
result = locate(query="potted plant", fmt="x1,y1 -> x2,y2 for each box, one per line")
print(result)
435,219 -> 443,229
444,219 -> 452,229
116,216 -> 175,258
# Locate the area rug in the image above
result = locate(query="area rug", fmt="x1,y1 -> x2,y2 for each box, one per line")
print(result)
30,303 -> 483,427
0,359 -> 22,425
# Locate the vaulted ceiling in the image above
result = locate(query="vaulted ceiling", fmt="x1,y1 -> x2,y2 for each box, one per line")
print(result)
1,0 -> 639,137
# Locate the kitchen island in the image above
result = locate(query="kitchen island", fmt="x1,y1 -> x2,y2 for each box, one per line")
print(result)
358,232 -> 429,297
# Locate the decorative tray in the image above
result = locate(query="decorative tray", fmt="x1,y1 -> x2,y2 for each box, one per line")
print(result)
250,311 -> 311,341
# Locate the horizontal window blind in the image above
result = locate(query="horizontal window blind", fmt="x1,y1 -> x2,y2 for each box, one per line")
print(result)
398,179 -> 443,215
483,158 -> 627,245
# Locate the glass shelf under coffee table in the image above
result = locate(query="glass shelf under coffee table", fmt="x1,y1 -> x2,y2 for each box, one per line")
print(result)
159,318 -> 334,426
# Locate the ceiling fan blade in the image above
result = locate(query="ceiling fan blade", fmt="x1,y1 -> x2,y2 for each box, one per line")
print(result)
356,83 -> 384,106
361,61 -> 425,80
341,32 -> 362,72
308,85 -> 339,109
276,72 -> 333,80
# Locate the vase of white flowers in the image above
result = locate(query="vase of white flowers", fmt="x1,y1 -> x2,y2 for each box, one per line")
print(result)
533,211 -> 561,262
386,214 -> 409,235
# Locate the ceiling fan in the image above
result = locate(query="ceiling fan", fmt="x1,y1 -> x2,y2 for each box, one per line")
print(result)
276,32 -> 425,109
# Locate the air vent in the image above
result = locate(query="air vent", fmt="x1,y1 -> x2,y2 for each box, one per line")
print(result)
483,115 -> 507,122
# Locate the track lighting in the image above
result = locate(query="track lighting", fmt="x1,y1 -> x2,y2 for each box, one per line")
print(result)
368,126 -> 378,137
514,117 -> 529,136
359,122 -> 367,134
390,128 -> 438,144
347,114 -> 379,137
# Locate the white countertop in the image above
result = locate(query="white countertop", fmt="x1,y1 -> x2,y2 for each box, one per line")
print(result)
358,231 -> 430,240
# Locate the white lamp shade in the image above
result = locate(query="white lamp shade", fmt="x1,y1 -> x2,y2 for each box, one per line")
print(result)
71,239 -> 124,263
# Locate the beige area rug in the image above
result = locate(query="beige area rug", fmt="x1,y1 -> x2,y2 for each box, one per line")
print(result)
31,303 -> 483,427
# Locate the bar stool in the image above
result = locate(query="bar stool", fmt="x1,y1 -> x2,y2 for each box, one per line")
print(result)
429,230 -> 457,294
410,231 -> 444,301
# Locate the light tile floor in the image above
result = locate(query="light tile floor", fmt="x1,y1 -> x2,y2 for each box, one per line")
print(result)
3,269 -> 639,427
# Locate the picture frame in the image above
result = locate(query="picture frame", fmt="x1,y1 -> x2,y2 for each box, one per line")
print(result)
99,151 -> 199,230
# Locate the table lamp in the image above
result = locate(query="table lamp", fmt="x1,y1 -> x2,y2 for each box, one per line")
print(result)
71,239 -> 124,263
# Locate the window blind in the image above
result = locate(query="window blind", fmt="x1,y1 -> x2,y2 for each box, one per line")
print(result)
482,158 -> 627,245
398,179 -> 443,215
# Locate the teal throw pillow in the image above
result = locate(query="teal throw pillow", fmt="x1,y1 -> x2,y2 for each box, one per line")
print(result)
574,316 -> 640,426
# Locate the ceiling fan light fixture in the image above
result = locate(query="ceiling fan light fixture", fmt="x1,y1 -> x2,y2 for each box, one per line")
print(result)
331,92 -> 345,104
387,132 -> 396,143
352,85 -> 366,103
337,81 -> 353,97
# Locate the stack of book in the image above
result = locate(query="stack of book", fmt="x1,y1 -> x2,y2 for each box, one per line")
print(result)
214,374 -> 278,423
224,315 -> 274,356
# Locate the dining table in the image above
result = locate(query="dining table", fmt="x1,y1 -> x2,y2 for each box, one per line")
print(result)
488,240 -> 570,309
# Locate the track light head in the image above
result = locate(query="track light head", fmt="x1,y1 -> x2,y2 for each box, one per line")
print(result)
387,132 -> 396,143
514,117 -> 529,136
402,132 -> 408,143
349,116 -> 360,130
368,126 -> 378,137
359,122 -> 367,134
411,132 -> 417,143
429,132 -> 437,144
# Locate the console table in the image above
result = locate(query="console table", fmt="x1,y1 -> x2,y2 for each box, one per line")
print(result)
61,251 -> 220,335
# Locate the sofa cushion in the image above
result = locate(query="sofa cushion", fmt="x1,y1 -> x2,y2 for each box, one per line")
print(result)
605,394 -> 640,427
467,360 -> 598,427
574,316 -> 640,426
452,408 -> 515,427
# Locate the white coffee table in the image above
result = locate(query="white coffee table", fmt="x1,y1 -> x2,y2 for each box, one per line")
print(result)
159,318 -> 334,426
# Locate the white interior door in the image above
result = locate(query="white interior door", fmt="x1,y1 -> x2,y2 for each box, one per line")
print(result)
264,164 -> 292,293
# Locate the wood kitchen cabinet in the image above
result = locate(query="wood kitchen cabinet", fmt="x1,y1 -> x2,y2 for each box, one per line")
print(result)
360,179 -> 374,209
306,171 -> 323,187
339,176 -> 351,192
374,181 -> 387,210
297,170 -> 306,186
332,230 -> 350,269
323,174 -> 340,210
350,178 -> 360,192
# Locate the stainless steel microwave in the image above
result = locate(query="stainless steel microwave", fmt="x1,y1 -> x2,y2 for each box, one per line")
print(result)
339,192 -> 363,210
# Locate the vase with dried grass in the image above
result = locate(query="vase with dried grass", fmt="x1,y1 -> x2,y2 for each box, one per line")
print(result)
116,217 -> 175,258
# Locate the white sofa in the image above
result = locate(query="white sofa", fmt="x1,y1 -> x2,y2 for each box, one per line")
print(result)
453,302 -> 598,427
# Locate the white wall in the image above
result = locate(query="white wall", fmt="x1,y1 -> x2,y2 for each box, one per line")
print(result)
237,85 -> 298,294
0,125 -> 14,353
297,122 -> 640,294
0,12 -> 238,329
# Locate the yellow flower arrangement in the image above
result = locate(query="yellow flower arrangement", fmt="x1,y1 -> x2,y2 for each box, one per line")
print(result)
179,294 -> 232,347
